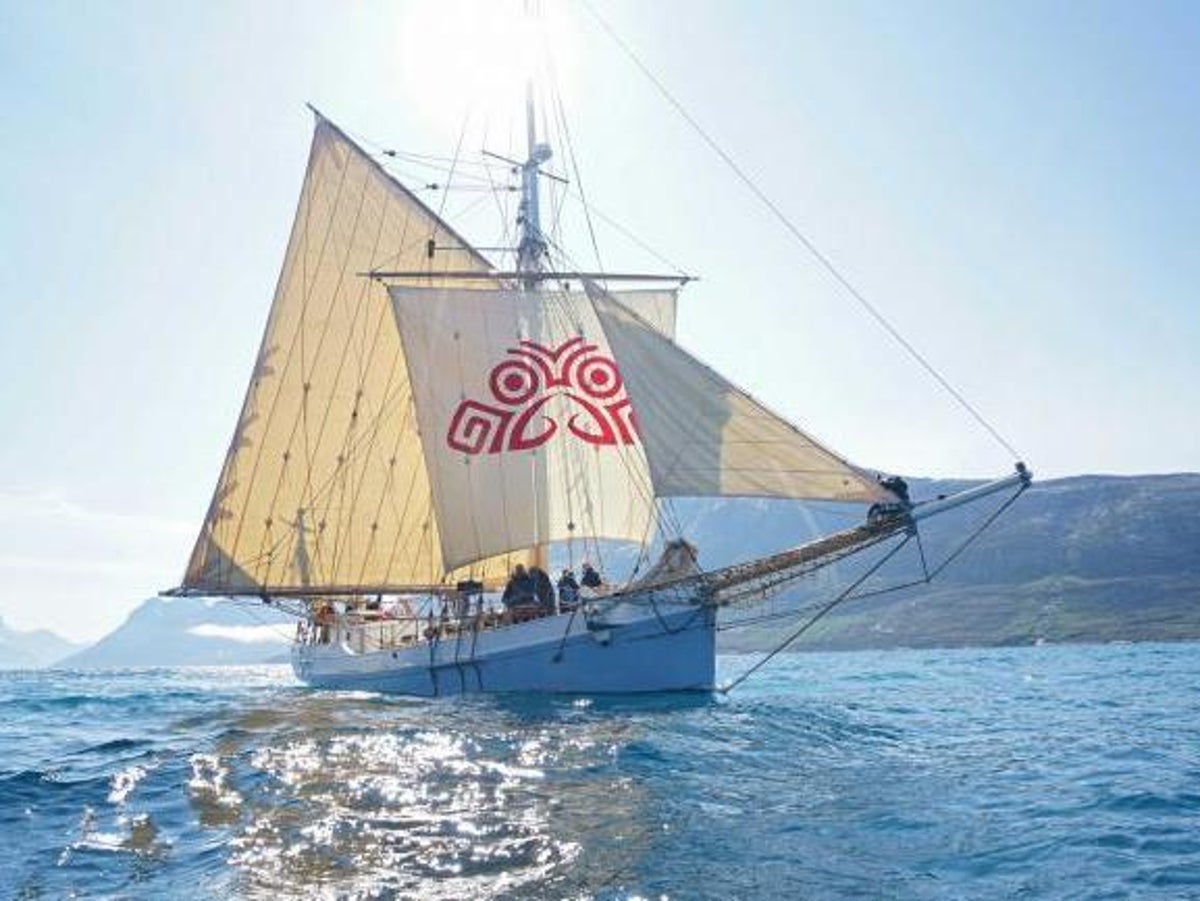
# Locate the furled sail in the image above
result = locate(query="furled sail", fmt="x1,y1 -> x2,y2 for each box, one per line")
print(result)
586,282 -> 889,503
183,114 -> 522,593
388,285 -> 673,572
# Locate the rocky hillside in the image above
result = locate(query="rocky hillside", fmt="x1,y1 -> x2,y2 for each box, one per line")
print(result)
716,473 -> 1200,651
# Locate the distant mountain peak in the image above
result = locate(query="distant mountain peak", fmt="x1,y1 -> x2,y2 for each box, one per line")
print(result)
61,597 -> 296,670
0,619 -> 82,670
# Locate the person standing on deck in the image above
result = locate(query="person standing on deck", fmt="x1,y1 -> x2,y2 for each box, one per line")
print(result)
314,602 -> 335,644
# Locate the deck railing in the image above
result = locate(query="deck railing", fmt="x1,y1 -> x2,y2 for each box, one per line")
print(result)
298,602 -> 568,652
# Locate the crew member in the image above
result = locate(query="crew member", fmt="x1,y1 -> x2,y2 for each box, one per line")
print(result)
529,565 -> 555,611
557,569 -> 580,610
502,564 -> 535,608
314,602 -> 335,644
581,561 -> 602,589
880,474 -> 912,506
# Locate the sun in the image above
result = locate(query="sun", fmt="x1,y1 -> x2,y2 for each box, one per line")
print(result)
396,0 -> 578,140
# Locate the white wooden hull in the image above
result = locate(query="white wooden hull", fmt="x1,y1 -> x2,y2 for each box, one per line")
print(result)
291,600 -> 716,696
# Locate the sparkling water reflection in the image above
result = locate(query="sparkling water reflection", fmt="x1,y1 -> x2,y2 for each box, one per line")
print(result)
2,645 -> 1199,899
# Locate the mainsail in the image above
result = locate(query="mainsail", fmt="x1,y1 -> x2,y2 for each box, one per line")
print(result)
184,115 -> 513,593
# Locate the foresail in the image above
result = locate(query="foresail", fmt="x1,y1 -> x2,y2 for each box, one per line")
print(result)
587,282 -> 890,504
183,114 -> 527,594
389,285 -> 665,572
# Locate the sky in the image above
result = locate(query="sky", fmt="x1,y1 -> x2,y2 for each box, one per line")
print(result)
1,0 -> 1197,641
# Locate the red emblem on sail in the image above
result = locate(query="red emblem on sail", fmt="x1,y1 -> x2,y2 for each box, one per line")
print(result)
447,337 -> 639,454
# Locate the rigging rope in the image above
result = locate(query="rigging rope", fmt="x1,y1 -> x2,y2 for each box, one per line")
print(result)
549,63 -> 605,275
566,192 -> 690,277
719,479 -> 1030,691
434,111 -> 473,234
719,533 -> 914,694
919,482 -> 1029,581
581,0 -> 1024,464
479,119 -> 520,264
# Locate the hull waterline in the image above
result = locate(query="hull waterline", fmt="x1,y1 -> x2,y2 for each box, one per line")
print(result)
292,602 -> 716,696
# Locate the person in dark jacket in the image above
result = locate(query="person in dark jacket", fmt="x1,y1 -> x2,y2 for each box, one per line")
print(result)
880,474 -> 911,505
557,569 -> 580,609
502,564 -> 535,608
580,562 -> 602,589
529,566 -> 555,610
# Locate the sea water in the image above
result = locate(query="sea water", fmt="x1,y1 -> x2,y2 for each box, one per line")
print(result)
1,643 -> 1198,900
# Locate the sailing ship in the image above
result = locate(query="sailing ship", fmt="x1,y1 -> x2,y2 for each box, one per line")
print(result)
166,48 -> 1030,695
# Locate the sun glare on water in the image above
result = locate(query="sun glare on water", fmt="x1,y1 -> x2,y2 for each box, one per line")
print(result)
397,0 -> 578,139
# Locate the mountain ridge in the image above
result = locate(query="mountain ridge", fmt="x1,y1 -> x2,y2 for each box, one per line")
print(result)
719,471 -> 1200,651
